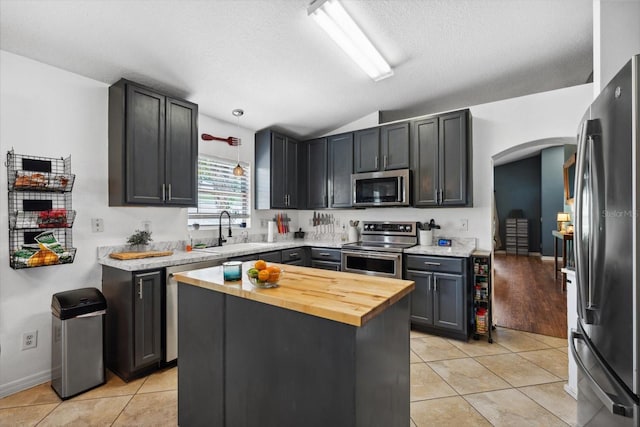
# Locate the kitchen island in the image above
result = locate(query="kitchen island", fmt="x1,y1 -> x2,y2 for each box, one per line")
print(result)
174,263 -> 415,427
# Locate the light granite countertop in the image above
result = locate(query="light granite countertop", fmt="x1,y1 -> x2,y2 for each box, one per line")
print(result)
404,237 -> 477,258
98,240 -> 343,271
98,236 -> 481,271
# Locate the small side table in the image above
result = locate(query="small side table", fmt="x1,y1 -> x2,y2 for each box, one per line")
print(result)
552,230 -> 573,290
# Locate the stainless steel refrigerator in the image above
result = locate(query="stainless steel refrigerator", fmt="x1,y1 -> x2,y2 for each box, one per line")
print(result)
571,54 -> 640,426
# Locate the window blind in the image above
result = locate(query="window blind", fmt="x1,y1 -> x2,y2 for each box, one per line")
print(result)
188,155 -> 250,227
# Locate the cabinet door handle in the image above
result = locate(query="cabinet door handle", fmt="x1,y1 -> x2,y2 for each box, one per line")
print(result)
374,156 -> 379,170
138,278 -> 143,300
319,252 -> 331,257
384,155 -> 388,169
424,261 -> 441,266
331,195 -> 334,205
167,184 -> 172,201
434,277 -> 438,293
289,253 -> 298,258
162,184 -> 166,202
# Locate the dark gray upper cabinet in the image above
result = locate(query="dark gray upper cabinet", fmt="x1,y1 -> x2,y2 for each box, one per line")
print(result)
328,133 -> 354,208
354,123 -> 409,173
255,129 -> 299,209
306,138 -> 328,209
165,97 -> 199,205
381,122 -> 410,170
353,127 -> 380,173
413,109 -> 471,207
108,79 -> 198,207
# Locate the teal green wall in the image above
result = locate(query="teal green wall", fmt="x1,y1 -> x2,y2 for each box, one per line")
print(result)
494,156 -> 541,252
541,146 -> 565,256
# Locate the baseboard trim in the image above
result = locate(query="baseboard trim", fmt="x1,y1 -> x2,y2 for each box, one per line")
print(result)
0,369 -> 51,399
563,383 -> 578,400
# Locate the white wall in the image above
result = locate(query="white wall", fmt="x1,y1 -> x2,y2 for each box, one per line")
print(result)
0,51 -> 262,397
593,0 -> 640,94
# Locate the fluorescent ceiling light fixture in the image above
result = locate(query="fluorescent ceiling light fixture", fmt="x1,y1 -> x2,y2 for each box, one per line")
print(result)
308,0 -> 393,81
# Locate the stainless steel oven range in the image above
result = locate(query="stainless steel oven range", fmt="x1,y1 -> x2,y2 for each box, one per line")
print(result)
341,221 -> 418,279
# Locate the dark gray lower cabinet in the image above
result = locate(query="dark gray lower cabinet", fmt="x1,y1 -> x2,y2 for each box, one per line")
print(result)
281,247 -> 306,265
102,266 -> 163,381
178,283 -> 409,426
258,250 -> 281,263
228,253 -> 259,262
311,247 -> 341,271
405,255 -> 469,340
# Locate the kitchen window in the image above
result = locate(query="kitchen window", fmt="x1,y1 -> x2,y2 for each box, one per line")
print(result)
187,155 -> 251,227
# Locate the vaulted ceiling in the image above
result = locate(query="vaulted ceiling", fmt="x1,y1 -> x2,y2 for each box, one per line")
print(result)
0,0 -> 593,138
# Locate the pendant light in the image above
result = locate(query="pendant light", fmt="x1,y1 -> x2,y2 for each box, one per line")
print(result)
232,109 -> 245,176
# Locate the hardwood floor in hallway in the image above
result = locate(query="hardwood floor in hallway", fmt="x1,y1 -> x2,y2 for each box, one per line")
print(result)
492,253 -> 567,338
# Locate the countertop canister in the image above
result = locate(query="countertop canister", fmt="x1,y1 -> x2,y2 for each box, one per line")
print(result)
419,229 -> 433,246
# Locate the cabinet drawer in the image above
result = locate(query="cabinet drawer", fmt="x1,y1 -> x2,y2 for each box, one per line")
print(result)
260,250 -> 282,263
405,255 -> 464,274
281,247 -> 303,262
311,260 -> 341,271
311,247 -> 341,262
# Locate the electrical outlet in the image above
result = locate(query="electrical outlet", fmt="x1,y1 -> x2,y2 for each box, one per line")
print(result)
91,218 -> 104,232
22,331 -> 37,350
459,219 -> 468,232
142,220 -> 151,232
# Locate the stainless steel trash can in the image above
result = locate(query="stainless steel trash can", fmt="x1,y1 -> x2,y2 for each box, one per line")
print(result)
51,287 -> 107,399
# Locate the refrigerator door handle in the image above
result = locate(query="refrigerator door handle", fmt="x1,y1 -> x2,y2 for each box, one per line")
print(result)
574,120 -> 593,323
570,329 -> 635,418
585,135 -> 599,322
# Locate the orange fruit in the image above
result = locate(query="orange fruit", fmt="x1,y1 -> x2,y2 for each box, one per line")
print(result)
255,260 -> 267,270
267,266 -> 281,282
257,269 -> 270,282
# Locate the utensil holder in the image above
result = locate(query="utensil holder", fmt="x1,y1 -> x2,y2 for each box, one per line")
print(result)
348,226 -> 359,243
419,230 -> 433,246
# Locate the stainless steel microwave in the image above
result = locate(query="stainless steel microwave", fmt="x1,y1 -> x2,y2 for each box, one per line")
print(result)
351,169 -> 411,207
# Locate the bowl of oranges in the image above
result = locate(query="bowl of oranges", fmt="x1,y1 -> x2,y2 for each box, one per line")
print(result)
246,259 -> 283,288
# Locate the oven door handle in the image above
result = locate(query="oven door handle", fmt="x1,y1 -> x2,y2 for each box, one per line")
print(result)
341,250 -> 401,260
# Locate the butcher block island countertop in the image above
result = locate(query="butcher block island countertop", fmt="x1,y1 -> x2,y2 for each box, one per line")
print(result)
173,262 -> 414,327
175,263 -> 414,427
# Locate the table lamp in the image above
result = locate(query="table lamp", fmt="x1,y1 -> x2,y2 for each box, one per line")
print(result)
557,212 -> 571,232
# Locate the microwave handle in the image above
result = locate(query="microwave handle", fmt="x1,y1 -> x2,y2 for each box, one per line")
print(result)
397,177 -> 403,202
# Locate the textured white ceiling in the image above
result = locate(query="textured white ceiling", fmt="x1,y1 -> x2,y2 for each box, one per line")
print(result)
0,0 -> 592,139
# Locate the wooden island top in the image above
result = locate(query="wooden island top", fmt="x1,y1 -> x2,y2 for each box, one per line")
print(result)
173,263 -> 414,327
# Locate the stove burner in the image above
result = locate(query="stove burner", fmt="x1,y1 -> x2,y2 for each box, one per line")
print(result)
342,221 -> 419,253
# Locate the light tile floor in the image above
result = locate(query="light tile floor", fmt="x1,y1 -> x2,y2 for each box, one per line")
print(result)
0,327 -> 576,426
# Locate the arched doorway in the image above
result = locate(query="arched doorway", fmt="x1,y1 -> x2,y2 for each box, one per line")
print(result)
491,137 -> 574,338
